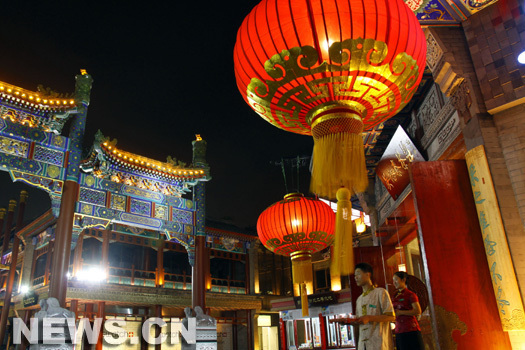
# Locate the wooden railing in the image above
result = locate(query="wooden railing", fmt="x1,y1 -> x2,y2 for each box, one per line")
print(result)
210,277 -> 246,294
31,275 -> 45,287
64,262 -> 247,294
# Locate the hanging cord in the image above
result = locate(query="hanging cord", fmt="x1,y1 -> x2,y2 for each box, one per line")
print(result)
394,217 -> 404,266
379,237 -> 388,289
297,155 -> 300,192
280,158 -> 289,194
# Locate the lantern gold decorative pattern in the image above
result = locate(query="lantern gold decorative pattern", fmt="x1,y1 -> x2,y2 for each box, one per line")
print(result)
234,0 -> 427,198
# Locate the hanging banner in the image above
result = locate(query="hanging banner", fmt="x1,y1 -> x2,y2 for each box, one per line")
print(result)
465,145 -> 525,331
376,126 -> 425,199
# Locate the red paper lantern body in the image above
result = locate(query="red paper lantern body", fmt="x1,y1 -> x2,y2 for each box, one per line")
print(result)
234,0 -> 426,132
257,193 -> 335,258
234,0 -> 427,198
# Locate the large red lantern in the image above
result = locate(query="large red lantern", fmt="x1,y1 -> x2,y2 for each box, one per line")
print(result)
234,0 -> 426,199
257,193 -> 335,314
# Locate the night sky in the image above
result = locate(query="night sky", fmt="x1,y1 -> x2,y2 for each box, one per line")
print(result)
0,1 -> 316,229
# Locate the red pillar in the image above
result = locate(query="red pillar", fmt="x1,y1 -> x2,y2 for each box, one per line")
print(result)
0,208 -> 6,253
156,240 -> 164,287
192,235 -> 207,309
72,232 -> 84,277
1,200 -> 16,257
155,305 -> 162,350
0,191 -> 27,345
19,309 -> 32,350
101,229 -> 110,278
410,161 -> 511,349
279,318 -> 287,350
96,302 -> 105,350
44,240 -> 54,286
319,314 -> 327,350
48,180 -> 79,306
247,309 -> 253,350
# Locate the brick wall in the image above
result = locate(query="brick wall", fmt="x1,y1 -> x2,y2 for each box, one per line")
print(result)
461,2 -> 525,302
463,0 -> 525,112
493,103 -> 525,229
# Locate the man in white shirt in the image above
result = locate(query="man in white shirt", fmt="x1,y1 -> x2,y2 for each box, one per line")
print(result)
355,263 -> 395,350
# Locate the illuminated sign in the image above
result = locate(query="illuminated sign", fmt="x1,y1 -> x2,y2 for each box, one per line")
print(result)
376,126 -> 424,199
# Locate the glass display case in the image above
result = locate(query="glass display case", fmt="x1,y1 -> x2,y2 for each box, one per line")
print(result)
281,304 -> 356,349
326,316 -> 355,348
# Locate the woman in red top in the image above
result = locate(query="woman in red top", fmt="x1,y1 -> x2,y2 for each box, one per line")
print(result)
392,271 -> 424,350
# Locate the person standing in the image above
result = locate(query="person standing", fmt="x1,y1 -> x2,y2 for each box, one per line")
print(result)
392,271 -> 424,350
354,263 -> 395,350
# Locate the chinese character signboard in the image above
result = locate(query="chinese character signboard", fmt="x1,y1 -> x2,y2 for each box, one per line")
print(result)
465,145 -> 525,331
295,291 -> 338,309
376,126 -> 425,200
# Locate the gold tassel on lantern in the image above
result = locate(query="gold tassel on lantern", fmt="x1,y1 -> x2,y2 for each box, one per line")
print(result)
310,112 -> 368,199
291,251 -> 313,292
330,187 -> 356,291
300,283 -> 308,317
291,251 -> 313,316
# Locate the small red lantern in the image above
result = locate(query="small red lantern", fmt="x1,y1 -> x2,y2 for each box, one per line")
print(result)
234,0 -> 426,198
257,193 -> 335,314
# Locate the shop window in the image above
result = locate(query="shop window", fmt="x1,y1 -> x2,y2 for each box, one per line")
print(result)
315,268 -> 330,293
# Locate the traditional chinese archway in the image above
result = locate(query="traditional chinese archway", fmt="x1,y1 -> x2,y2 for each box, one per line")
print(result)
0,72 -> 210,311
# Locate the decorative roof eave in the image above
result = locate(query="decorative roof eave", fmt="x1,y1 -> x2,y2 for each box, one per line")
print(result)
15,209 -> 56,245
81,130 -> 209,183
205,227 -> 259,242
412,0 -> 499,26
101,142 -> 207,181
0,81 -> 77,113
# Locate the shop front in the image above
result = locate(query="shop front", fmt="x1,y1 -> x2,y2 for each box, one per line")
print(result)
273,291 -> 357,350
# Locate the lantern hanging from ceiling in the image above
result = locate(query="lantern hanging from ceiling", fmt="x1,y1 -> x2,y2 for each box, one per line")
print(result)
234,0 -> 427,199
257,193 -> 335,315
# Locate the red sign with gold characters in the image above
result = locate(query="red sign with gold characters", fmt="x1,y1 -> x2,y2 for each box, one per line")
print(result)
376,126 -> 424,199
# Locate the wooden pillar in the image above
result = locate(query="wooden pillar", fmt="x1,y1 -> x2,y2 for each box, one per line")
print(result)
156,240 -> 164,287
279,318 -> 287,350
319,314 -> 327,350
49,71 -> 92,307
145,246 -> 150,271
1,200 -> 16,257
233,311 -> 238,350
44,240 -> 54,286
155,305 -> 162,350
245,250 -> 250,294
410,161 -> 511,349
85,302 -> 94,318
96,302 -> 105,350
72,232 -> 84,277
249,242 -> 259,294
30,247 -> 38,286
19,309 -> 32,350
0,208 -> 6,254
83,303 -> 94,349
192,235 -> 207,309
246,309 -> 253,350
251,311 -> 260,350
20,238 -> 35,289
0,191 -> 27,345
205,245 -> 211,291
48,180 -> 79,306
101,229 -> 110,277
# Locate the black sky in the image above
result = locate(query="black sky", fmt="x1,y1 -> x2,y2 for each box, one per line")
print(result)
0,1 -> 317,229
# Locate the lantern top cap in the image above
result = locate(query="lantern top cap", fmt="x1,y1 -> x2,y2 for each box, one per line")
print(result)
283,192 -> 304,200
